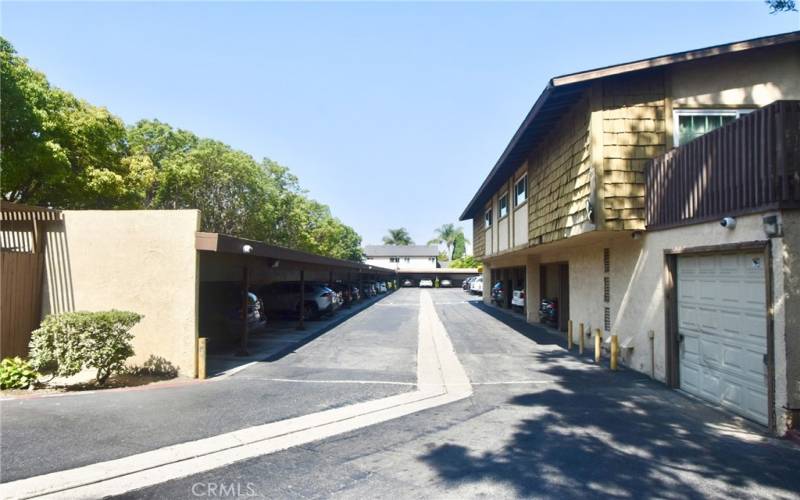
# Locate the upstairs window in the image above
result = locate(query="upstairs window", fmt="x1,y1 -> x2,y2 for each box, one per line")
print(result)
674,109 -> 752,147
389,257 -> 399,263
403,257 -> 411,263
498,193 -> 509,219
484,208 -> 493,228
514,175 -> 527,207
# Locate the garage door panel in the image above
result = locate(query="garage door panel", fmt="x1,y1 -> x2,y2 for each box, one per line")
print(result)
677,252 -> 768,426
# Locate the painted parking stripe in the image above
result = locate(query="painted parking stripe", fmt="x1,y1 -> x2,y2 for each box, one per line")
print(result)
0,291 -> 471,500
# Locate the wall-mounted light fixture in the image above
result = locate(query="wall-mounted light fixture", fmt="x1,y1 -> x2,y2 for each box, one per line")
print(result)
631,231 -> 643,240
242,244 -> 254,254
762,214 -> 782,238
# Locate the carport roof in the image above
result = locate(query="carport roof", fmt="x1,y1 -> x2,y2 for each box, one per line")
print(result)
196,232 -> 394,274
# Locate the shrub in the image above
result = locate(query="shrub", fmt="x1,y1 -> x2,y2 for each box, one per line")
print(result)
29,310 -> 142,385
0,357 -> 40,390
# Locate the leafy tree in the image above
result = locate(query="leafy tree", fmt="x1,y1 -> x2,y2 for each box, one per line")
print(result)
437,251 -> 449,262
1,38 -> 136,208
383,228 -> 414,245
450,255 -> 481,269
126,119 -> 198,206
429,223 -> 468,259
766,0 -> 796,12
452,231 -> 468,260
0,38 -> 366,262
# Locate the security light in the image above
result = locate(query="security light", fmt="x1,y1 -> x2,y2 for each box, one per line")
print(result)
762,214 -> 782,237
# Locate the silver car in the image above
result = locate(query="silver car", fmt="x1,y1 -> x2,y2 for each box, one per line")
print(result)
258,281 -> 335,319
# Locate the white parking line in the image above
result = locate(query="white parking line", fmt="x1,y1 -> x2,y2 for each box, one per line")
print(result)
234,377 -> 416,386
1,291 -> 472,500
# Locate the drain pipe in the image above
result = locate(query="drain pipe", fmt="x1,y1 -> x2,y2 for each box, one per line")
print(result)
648,330 -> 655,379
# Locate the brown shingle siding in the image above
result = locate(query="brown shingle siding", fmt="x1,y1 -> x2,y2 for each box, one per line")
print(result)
602,72 -> 667,229
472,217 -> 485,257
528,95 -> 593,244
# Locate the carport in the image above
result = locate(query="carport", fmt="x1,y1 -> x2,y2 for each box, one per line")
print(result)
396,268 -> 480,288
196,232 -> 395,374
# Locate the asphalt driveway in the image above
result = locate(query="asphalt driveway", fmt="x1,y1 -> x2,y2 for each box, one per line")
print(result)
119,288 -> 800,500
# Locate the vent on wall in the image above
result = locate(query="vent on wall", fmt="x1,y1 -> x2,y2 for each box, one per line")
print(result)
603,248 -> 610,273
604,277 -> 610,303
604,307 -> 611,332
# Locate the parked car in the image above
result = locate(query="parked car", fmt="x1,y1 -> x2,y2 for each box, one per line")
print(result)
491,281 -> 507,306
226,292 -> 267,332
402,279 -> 415,287
470,276 -> 484,295
462,277 -> 475,291
257,281 -> 335,320
377,281 -> 388,293
440,279 -> 452,287
511,289 -> 525,312
419,279 -> 434,288
361,282 -> 377,298
539,298 -> 558,326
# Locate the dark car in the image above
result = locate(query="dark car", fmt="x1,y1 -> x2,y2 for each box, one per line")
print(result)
491,281 -> 507,307
258,281 -> 335,320
462,277 -> 475,291
226,292 -> 267,332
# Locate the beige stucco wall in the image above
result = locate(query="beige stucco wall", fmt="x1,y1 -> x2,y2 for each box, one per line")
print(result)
41,210 -> 200,377
670,44 -> 800,110
779,211 -> 800,420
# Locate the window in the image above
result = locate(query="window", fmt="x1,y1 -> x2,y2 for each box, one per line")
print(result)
389,257 -> 399,263
484,209 -> 493,228
674,109 -> 752,146
403,257 -> 411,263
429,257 -> 436,262
498,193 -> 509,219
514,175 -> 527,207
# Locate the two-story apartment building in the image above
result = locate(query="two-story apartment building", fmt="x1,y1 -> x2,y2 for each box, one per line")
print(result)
364,245 -> 439,270
460,32 -> 800,434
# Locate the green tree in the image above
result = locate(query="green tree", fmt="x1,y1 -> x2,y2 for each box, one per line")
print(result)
1,37 -> 136,208
428,224 -> 468,259
450,255 -> 481,269
126,119 -> 198,206
383,228 -> 414,245
766,0 -> 796,12
452,231 -> 469,260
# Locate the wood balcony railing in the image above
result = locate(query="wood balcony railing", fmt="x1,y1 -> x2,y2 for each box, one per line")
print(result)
645,100 -> 800,230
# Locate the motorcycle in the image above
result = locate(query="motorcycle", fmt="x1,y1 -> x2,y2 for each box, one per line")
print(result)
538,298 -> 558,326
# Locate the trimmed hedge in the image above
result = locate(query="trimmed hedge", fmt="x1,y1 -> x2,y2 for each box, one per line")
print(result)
29,310 -> 142,385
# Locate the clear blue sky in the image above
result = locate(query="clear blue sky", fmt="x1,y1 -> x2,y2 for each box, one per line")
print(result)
3,2 -> 798,249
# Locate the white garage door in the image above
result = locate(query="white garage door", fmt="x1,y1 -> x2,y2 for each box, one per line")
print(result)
677,252 -> 768,425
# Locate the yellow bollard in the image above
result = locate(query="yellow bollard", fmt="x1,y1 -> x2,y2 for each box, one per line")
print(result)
594,329 -> 602,364
197,337 -> 207,380
567,320 -> 573,350
579,323 -> 585,354
610,334 -> 619,371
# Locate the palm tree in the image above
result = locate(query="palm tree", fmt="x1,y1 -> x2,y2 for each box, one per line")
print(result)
383,228 -> 414,245
428,224 -> 468,259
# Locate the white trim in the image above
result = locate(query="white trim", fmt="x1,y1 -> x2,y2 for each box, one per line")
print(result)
672,108 -> 754,147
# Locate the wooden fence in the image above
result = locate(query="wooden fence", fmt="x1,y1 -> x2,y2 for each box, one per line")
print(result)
1,251 -> 43,358
0,202 -> 61,358
645,100 -> 800,229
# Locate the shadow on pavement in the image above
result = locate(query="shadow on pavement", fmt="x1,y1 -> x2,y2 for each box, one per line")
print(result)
419,328 -> 800,498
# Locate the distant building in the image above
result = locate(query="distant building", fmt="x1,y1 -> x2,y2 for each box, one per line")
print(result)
363,245 -> 439,270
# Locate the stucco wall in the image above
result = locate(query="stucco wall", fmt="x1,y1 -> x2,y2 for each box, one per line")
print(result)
780,211 -> 800,417
41,210 -> 200,377
670,43 -> 800,110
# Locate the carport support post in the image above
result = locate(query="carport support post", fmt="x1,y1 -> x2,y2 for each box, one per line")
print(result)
297,269 -> 306,330
236,264 -> 251,356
